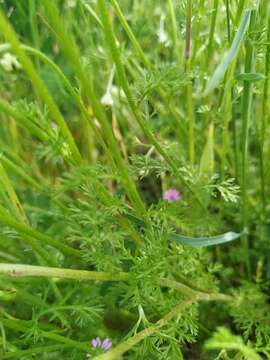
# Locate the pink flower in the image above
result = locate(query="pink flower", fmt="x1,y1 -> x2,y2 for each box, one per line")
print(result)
91,337 -> 101,348
163,189 -> 181,202
102,338 -> 112,351
91,337 -> 112,352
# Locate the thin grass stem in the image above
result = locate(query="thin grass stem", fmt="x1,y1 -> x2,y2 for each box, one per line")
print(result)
0,10 -> 82,165
241,10 -> 257,277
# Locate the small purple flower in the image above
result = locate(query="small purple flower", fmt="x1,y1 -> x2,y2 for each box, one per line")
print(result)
91,337 -> 112,352
91,337 -> 101,348
102,338 -> 112,351
163,189 -> 181,202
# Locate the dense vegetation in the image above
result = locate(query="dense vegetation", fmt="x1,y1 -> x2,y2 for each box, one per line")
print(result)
0,0 -> 269,359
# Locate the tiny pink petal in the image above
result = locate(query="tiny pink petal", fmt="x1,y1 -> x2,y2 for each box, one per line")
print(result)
91,336 -> 101,348
102,338 -> 112,351
163,189 -> 181,202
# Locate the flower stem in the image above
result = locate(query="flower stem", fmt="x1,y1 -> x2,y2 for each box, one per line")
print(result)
168,0 -> 181,65
185,0 -> 195,164
93,299 -> 194,360
93,286 -> 231,360
241,9 -> 257,277
0,263 -> 129,282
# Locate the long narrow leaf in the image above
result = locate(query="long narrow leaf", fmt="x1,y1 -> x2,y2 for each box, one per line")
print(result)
204,10 -> 251,95
124,213 -> 240,247
0,207 -> 80,257
168,232 -> 240,247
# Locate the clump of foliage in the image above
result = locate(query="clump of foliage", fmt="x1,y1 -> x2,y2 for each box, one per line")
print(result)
0,0 -> 269,359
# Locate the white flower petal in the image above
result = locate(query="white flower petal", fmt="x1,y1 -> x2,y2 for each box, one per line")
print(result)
101,92 -> 114,106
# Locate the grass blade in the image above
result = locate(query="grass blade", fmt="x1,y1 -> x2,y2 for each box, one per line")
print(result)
168,231 -> 240,247
0,10 -> 82,165
0,96 -> 48,142
241,9 -> 257,277
204,10 -> 251,96
0,207 -> 80,258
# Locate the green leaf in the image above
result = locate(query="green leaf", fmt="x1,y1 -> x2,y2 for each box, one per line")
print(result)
168,232 -> 240,247
235,72 -> 266,82
204,10 -> 251,95
124,213 -> 240,248
122,213 -> 145,227
205,327 -> 262,360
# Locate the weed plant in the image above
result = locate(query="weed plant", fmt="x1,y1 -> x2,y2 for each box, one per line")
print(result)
0,0 -> 269,359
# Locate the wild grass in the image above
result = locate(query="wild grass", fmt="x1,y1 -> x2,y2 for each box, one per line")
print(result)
0,0 -> 269,359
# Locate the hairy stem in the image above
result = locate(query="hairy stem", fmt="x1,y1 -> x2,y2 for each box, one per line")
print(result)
0,263 -> 129,282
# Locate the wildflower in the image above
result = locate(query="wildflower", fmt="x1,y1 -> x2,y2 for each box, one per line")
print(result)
100,338 -> 112,351
157,15 -> 170,46
101,91 -> 114,106
101,67 -> 115,107
100,85 -> 125,107
91,337 -> 112,351
87,337 -> 112,357
111,85 -> 125,99
91,337 -> 101,348
0,53 -> 21,72
163,189 -> 181,202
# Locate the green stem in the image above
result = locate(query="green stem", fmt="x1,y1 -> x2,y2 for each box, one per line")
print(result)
22,235 -> 57,267
159,277 -> 232,301
186,71 -> 195,164
221,67 -> 234,178
225,0 -> 231,43
236,0 -> 247,26
0,10 -> 82,165
0,208 -> 80,258
0,321 -> 6,353
95,299 -> 194,360
241,10 -> 257,277
0,154 -> 40,189
2,318 -> 91,352
98,0 -> 206,211
0,161 -> 59,267
0,263 -> 129,282
0,44 -> 111,171
191,0 -> 204,65
206,0 -> 219,65
107,6 -> 187,141
93,288 -> 231,360
110,0 -> 150,67
43,0 -> 148,221
168,0 -> 181,65
0,96 -> 48,142
28,0 -> 40,69
184,0 -> 192,63
0,264 -> 232,301
185,0 -> 195,164
0,154 -> 67,211
0,162 -> 28,224
2,344 -> 72,359
259,12 -> 270,219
